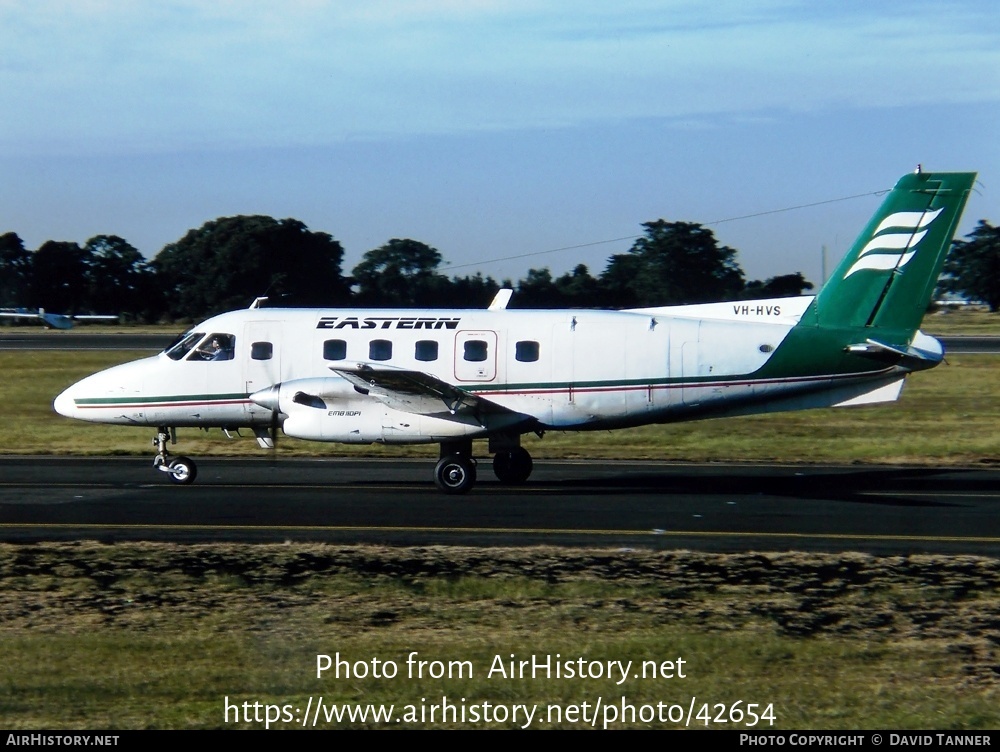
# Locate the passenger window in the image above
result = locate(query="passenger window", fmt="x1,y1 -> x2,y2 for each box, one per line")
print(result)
251,342 -> 273,360
463,340 -> 488,362
515,340 -> 540,362
415,340 -> 438,362
369,340 -> 392,361
323,339 -> 347,361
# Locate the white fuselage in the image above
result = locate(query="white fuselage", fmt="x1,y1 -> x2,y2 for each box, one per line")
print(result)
53,296 -> 906,444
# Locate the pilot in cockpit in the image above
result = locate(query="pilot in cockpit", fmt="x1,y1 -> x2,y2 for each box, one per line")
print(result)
197,334 -> 234,361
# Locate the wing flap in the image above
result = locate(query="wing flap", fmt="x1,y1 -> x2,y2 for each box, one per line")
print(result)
331,363 -> 522,418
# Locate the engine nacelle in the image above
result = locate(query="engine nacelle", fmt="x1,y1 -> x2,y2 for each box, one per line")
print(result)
250,376 -> 489,444
283,400 -> 386,443
250,377 -> 384,443
250,377 -> 358,413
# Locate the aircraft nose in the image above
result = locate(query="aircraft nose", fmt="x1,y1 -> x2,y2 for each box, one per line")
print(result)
52,356 -> 156,424
53,384 -> 78,418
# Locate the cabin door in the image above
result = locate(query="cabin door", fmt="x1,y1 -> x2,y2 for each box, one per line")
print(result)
454,330 -> 498,382
669,319 -> 703,407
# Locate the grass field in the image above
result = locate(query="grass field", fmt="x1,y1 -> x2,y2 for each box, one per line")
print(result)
921,308 -> 1000,334
1,543 -> 998,730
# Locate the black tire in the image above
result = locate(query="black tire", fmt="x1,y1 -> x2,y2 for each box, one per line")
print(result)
493,447 -> 533,484
168,456 -> 198,485
434,455 -> 476,494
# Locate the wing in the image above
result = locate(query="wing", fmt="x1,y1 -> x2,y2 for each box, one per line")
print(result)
0,310 -> 71,329
0,310 -> 118,329
331,362 -> 529,421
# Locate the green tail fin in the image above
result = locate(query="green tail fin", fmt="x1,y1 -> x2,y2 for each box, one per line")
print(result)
812,169 -> 976,332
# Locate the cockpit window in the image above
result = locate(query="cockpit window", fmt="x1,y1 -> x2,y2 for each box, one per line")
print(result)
166,332 -> 236,362
189,333 -> 236,361
164,332 -> 204,361
162,331 -> 188,354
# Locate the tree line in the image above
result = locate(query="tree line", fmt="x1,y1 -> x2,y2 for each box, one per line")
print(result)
2,213 -> 996,321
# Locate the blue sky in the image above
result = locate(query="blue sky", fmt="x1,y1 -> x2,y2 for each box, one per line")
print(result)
1,0 -> 997,288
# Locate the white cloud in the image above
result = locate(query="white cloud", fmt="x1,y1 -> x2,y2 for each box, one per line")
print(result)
0,0 -> 997,155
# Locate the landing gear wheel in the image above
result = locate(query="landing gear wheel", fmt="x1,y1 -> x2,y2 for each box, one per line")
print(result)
493,447 -> 533,484
167,456 -> 197,485
434,455 -> 477,494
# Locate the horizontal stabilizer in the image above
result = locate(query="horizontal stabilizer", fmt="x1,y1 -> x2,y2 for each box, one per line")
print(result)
844,331 -> 944,371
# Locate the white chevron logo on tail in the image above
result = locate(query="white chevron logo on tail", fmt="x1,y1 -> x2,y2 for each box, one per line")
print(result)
844,207 -> 943,278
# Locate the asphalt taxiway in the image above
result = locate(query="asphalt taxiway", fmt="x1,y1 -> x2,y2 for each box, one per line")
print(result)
0,332 -> 174,350
1,457 -> 997,555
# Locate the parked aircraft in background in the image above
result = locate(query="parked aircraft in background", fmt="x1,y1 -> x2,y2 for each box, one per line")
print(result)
1,308 -> 119,329
54,169 -> 976,492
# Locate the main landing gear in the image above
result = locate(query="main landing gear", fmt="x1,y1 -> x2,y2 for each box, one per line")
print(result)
434,451 -> 477,494
152,427 -> 198,485
433,438 -> 534,494
492,446 -> 533,485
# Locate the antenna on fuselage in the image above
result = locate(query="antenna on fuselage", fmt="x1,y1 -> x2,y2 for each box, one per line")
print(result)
488,289 -> 513,311
249,296 -> 269,309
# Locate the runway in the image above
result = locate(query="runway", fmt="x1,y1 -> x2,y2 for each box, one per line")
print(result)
0,332 -> 174,350
1,457 -> 997,555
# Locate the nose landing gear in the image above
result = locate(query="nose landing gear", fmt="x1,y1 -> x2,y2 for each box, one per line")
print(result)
152,427 -> 198,485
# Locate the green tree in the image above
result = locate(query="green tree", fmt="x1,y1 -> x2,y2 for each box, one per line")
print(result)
597,252 -> 643,308
554,264 -> 601,307
352,239 -> 451,307
0,232 -> 31,308
602,221 -> 745,307
448,271 -> 506,308
84,235 -> 158,319
938,220 -> 1000,311
512,264 -> 603,308
741,272 -> 814,300
30,240 -> 91,312
512,267 -> 559,308
154,216 -> 348,318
